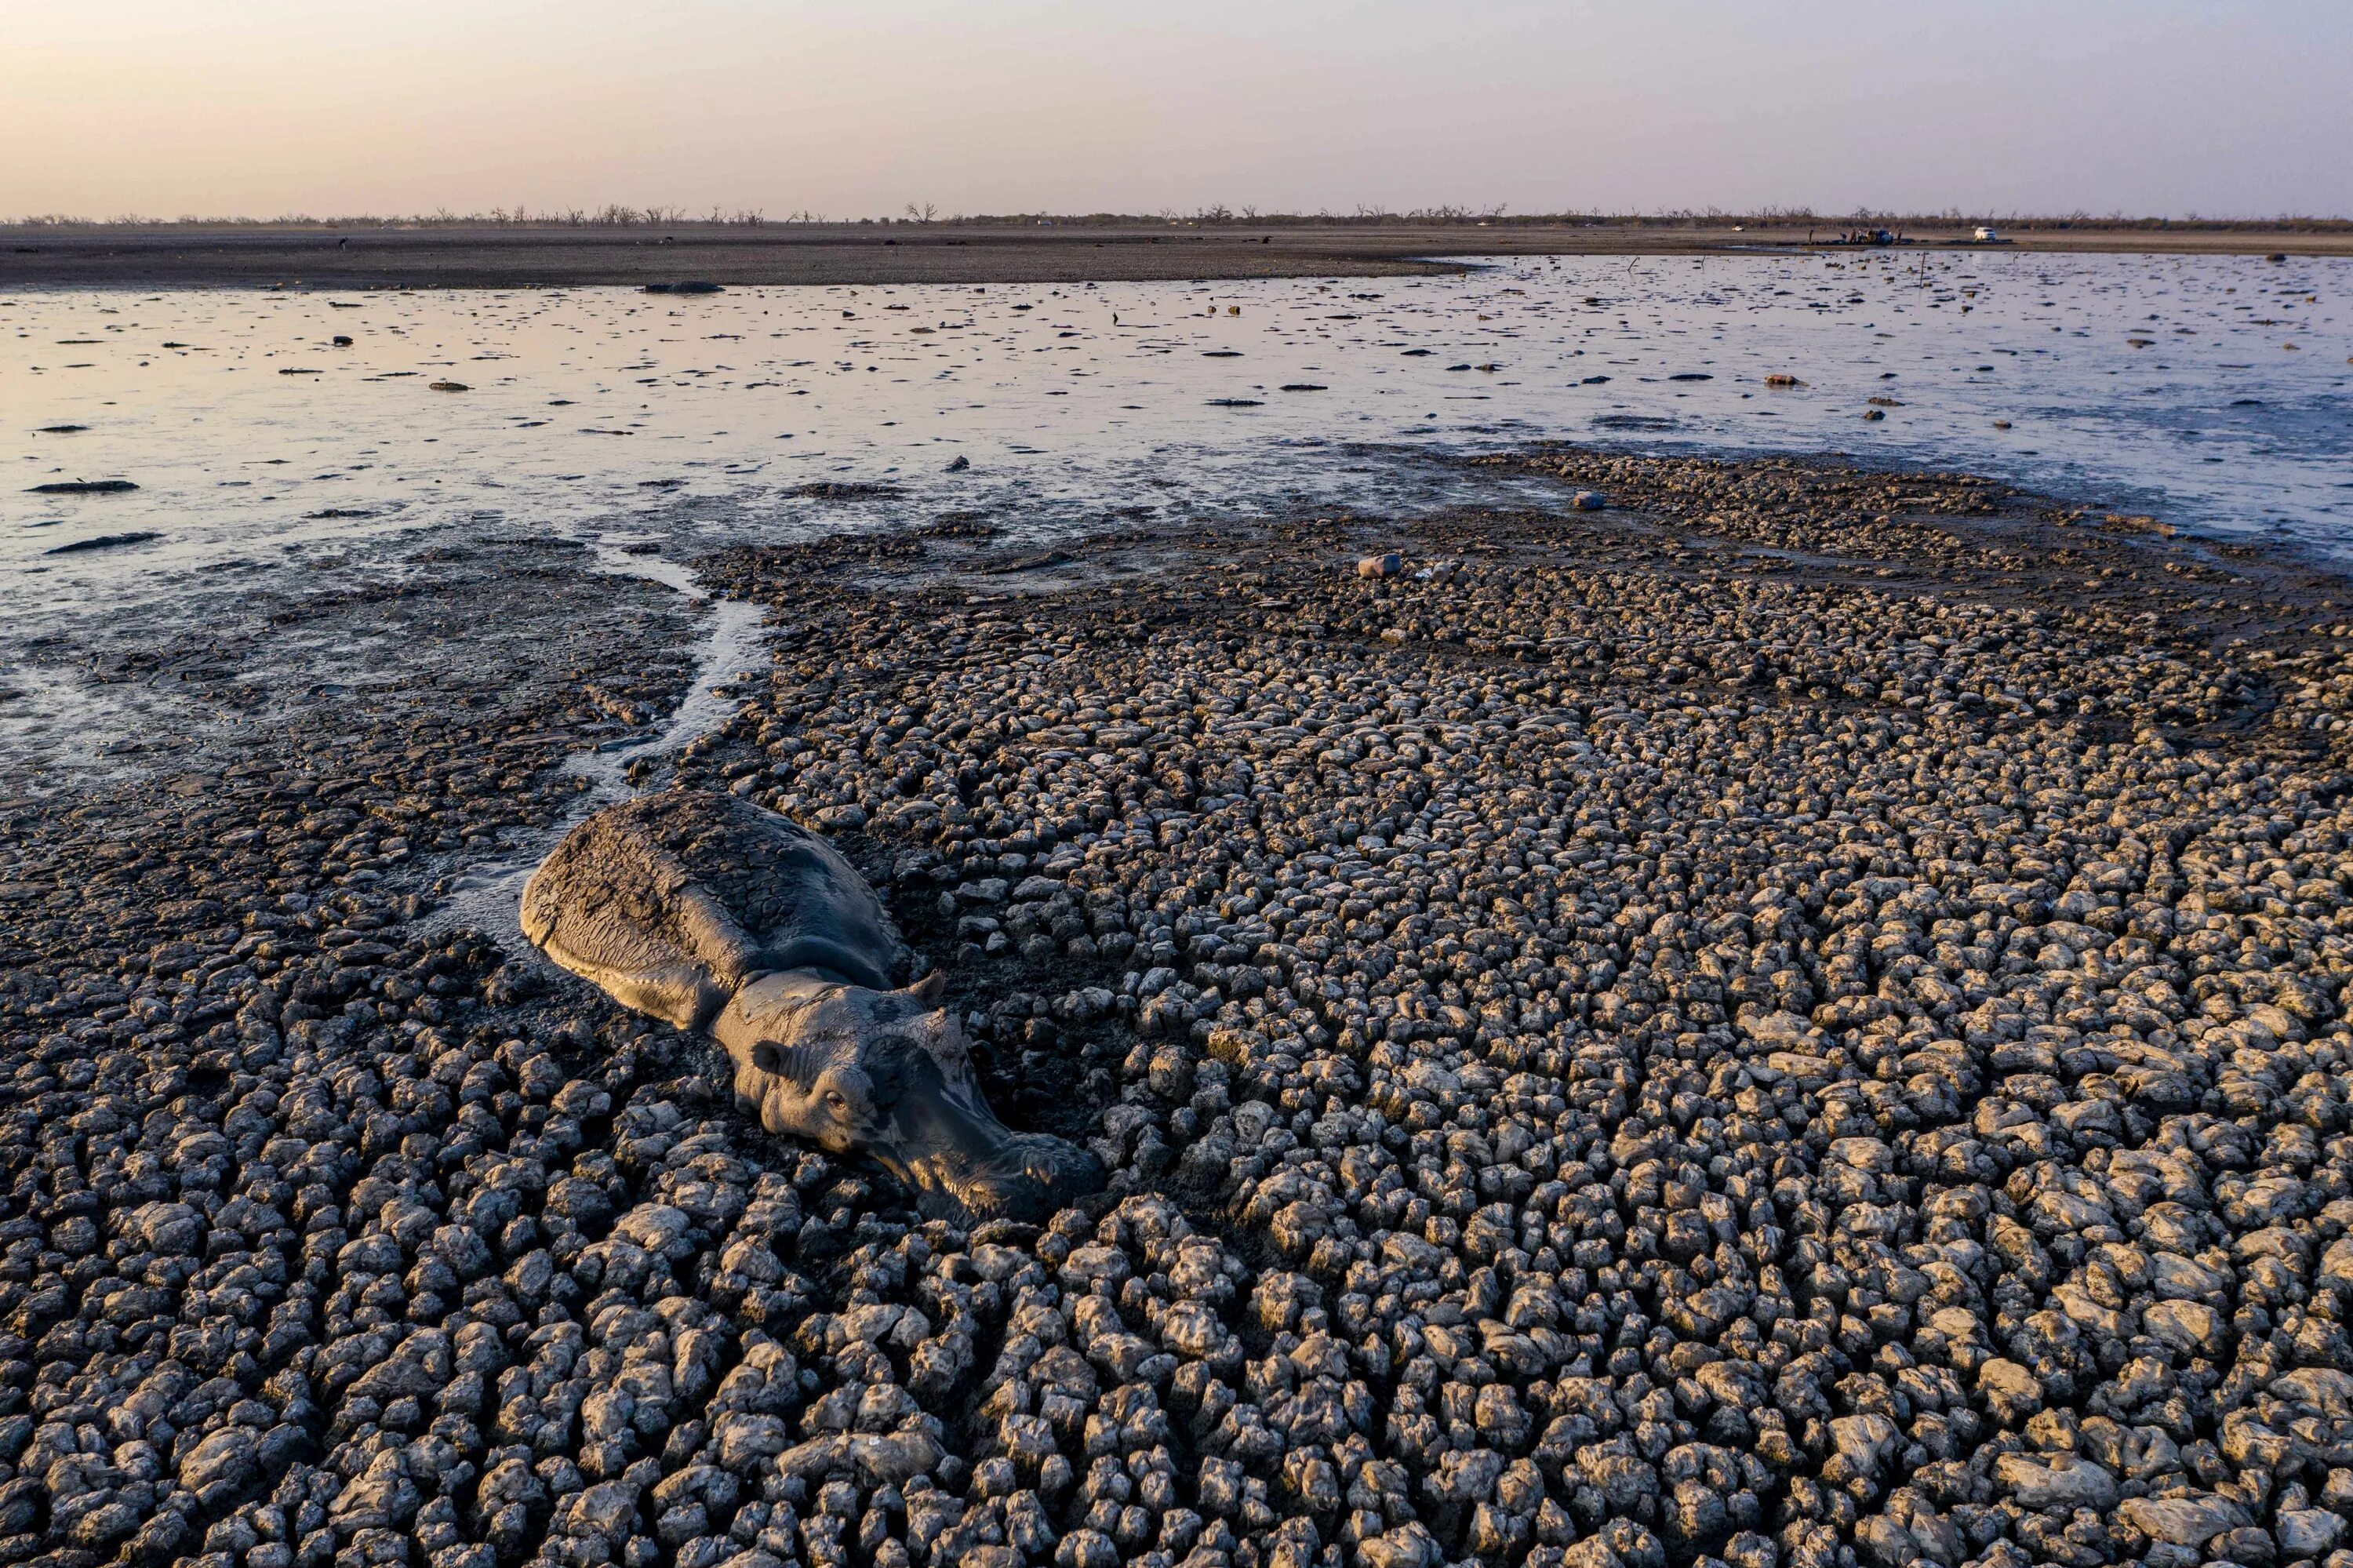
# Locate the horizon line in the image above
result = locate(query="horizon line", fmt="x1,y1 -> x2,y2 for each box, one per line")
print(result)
11,209 -> 2353,232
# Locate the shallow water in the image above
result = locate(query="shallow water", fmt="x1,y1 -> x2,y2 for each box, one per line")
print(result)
5,251 -> 2348,788
12,253 -> 2348,580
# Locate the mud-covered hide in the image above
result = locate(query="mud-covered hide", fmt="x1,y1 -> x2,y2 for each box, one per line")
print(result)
520,789 -> 901,1030
715,973 -> 1104,1224
523,790 -> 1102,1221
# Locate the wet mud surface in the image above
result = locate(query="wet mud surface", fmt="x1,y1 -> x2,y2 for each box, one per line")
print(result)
9,451 -> 2353,1568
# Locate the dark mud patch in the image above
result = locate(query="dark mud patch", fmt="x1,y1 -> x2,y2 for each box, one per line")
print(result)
45,530 -> 162,555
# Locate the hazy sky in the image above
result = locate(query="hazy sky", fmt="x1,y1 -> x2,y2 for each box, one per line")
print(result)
6,1 -> 2348,220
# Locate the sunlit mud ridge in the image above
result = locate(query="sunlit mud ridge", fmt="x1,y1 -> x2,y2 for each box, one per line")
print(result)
7,448 -> 2353,1568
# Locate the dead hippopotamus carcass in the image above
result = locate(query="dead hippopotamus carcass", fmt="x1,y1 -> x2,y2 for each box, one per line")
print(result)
520,789 -> 1101,1223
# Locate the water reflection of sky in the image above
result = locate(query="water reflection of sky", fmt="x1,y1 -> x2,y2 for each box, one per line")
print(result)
8,250 -> 2348,627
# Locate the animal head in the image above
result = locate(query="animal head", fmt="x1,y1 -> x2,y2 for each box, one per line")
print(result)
714,969 -> 1101,1223
719,970 -> 965,1152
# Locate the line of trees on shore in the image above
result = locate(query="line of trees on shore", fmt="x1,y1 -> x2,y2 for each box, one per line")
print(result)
9,206 -> 2348,231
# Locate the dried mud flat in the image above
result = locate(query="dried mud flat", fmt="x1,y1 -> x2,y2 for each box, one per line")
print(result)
10,452 -> 2353,1568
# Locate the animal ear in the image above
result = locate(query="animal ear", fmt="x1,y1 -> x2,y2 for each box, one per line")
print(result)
751,1039 -> 825,1087
907,970 -> 947,1006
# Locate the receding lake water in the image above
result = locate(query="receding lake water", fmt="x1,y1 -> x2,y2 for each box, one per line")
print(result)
6,249 -> 2348,781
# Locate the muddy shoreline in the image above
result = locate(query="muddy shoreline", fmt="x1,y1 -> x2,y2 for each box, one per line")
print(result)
6,222 -> 2350,290
6,449 -> 2353,1568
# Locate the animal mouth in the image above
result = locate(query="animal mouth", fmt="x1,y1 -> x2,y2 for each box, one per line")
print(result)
876,1054 -> 1105,1224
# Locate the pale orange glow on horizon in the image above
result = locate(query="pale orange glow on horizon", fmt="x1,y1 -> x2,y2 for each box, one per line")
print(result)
5,0 -> 2348,221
